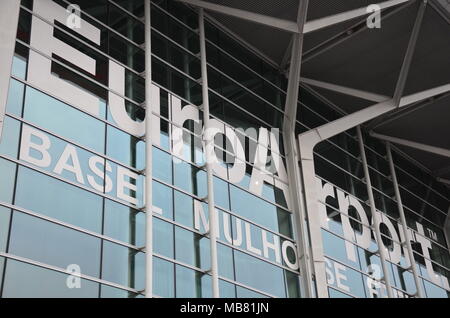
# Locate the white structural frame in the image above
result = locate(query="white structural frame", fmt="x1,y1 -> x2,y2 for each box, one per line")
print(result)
198,7 -> 220,298
356,126 -> 394,298
282,0 -> 314,298
445,208 -> 450,249
144,0 -> 154,298
0,0 -> 21,142
371,132 -> 450,158
386,142 -> 425,297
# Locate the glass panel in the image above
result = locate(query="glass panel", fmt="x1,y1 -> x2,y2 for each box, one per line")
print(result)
11,55 -> 27,79
236,286 -> 269,298
107,125 -> 144,170
100,285 -> 139,298
5,79 -> 24,117
234,250 -> 286,298
175,265 -> 211,298
104,199 -> 145,246
153,217 -> 174,258
23,87 -> 106,153
0,207 -> 11,252
153,257 -> 175,298
153,147 -> 172,184
101,241 -> 145,290
230,185 -> 279,233
15,166 -> 103,233
153,180 -> 173,219
0,117 -> 21,158
2,260 -> 99,298
173,159 -> 207,197
285,270 -> 301,298
214,176 -> 229,210
175,226 -> 210,270
219,280 -> 236,298
174,190 -> 194,228
9,211 -> 101,277
0,159 -> 17,204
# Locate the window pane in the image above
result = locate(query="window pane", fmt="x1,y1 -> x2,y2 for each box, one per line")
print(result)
234,250 -> 286,297
175,265 -> 211,298
0,117 -> 21,158
174,190 -> 194,228
9,211 -> 101,277
153,147 -> 172,184
236,286 -> 268,298
175,226 -> 210,270
100,284 -> 139,298
0,159 -> 16,204
219,280 -> 236,298
104,199 -> 144,246
2,260 -> 99,298
230,185 -> 279,233
154,217 -> 174,258
154,257 -> 175,298
0,207 -> 11,252
101,241 -> 145,290
23,87 -> 105,153
107,125 -> 144,170
153,180 -> 173,219
5,79 -> 24,117
15,166 -> 103,233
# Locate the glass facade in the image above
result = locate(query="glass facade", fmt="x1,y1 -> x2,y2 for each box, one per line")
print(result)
0,0 -> 448,298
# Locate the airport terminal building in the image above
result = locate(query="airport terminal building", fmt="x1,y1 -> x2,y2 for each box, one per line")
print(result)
0,0 -> 449,298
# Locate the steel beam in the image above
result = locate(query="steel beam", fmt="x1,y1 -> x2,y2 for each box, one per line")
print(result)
282,0 -> 314,298
144,0 -> 153,298
445,207 -> 450,251
300,77 -> 389,102
357,127 -> 394,298
303,0 -> 410,33
437,178 -> 450,186
177,0 -> 300,33
0,0 -> 21,142
302,1 -> 412,64
370,132 -> 450,158
386,142 -> 425,297
393,0 -> 427,106
199,8 -> 220,298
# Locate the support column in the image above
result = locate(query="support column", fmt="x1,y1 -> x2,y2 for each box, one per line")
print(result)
0,0 -> 21,141
356,126 -> 394,298
198,8 -> 220,298
386,142 -> 425,298
144,0 -> 153,298
282,0 -> 312,298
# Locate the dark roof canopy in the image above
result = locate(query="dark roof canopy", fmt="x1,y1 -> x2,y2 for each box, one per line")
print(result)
179,0 -> 450,185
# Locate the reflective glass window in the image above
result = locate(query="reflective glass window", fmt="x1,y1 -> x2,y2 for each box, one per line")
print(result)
23,87 -> 106,153
15,166 -> 103,233
154,217 -> 174,258
104,199 -> 145,246
8,211 -> 101,277
0,207 -> 11,252
175,265 -> 211,298
5,79 -> 24,117
101,241 -> 145,290
154,257 -> 175,297
2,260 -> 99,298
234,250 -> 286,298
0,159 -> 16,204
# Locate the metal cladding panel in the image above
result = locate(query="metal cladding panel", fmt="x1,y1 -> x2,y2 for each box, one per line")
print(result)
205,0 -> 300,21
301,1 -> 420,96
